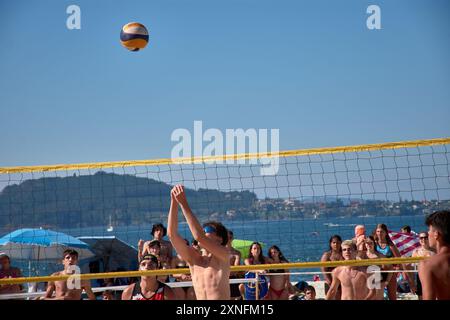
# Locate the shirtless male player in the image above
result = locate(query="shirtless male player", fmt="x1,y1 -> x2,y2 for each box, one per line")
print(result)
42,249 -> 95,300
326,240 -> 375,300
168,184 -> 231,300
418,210 -> 450,300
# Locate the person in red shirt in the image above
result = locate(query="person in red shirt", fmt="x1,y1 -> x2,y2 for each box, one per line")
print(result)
121,254 -> 175,300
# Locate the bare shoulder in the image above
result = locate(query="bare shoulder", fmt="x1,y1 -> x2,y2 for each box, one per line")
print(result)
332,266 -> 342,276
321,251 -> 331,261
265,257 -> 274,264
164,284 -> 176,300
121,283 -> 135,300
423,254 -> 443,267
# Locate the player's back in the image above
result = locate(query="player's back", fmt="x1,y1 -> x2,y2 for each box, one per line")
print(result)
429,253 -> 450,300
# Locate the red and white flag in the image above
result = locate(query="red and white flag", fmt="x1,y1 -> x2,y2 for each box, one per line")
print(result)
388,230 -> 420,257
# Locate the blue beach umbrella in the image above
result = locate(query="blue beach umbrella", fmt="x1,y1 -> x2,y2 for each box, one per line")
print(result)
0,228 -> 94,261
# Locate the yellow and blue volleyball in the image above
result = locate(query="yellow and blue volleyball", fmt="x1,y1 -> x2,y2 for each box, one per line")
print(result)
120,22 -> 149,52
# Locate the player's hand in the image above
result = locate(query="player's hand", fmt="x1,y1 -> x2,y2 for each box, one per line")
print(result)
171,185 -> 188,207
138,239 -> 144,249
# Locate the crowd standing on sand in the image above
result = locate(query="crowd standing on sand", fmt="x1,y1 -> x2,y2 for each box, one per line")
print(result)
0,185 -> 449,300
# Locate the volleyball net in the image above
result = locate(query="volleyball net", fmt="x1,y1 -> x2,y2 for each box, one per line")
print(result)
0,137 -> 449,286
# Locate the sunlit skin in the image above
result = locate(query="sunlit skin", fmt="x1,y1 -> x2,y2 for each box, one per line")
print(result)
148,245 -> 160,256
374,226 -> 406,300
363,239 -> 392,300
41,253 -> 96,300
226,232 -> 241,267
418,224 -> 450,300
326,244 -> 375,300
171,252 -> 196,300
121,258 -> 175,300
139,227 -> 173,268
266,247 -> 291,300
413,233 -> 435,258
365,240 -> 384,259
0,256 -> 22,294
330,240 -> 341,253
305,288 -> 316,300
168,185 -> 230,300
321,238 -> 343,286
238,243 -> 269,299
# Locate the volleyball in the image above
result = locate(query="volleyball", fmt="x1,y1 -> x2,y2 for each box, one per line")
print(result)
120,22 -> 149,51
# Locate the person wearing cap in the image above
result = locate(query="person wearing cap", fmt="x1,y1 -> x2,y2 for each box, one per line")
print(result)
138,223 -> 173,267
168,184 -> 231,300
121,254 -> 175,300
0,253 -> 23,295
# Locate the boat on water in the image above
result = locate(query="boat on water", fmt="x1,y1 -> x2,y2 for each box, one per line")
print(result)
357,214 -> 375,218
106,215 -> 114,232
323,222 -> 339,227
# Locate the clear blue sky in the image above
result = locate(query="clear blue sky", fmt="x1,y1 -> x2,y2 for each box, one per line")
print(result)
0,0 -> 449,167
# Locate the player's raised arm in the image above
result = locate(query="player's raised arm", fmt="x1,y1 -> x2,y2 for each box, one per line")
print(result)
167,188 -> 200,265
172,185 -> 229,263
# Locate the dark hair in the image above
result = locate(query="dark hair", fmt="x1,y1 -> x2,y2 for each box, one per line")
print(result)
140,254 -> 160,268
148,240 -> 161,248
295,281 -> 308,292
365,235 -> 376,243
401,225 -> 411,233
305,285 -> 316,293
202,221 -> 228,246
268,245 -> 289,263
151,223 -> 167,237
373,224 -> 394,246
328,235 -> 342,251
184,238 -> 190,246
248,242 -> 265,264
425,210 -> 450,245
192,240 -> 199,246
63,249 -> 78,259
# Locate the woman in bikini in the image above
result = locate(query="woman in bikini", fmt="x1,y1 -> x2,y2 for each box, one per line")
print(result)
266,245 -> 294,300
364,235 -> 393,300
373,223 -> 403,300
320,235 -> 343,299
239,242 -> 269,300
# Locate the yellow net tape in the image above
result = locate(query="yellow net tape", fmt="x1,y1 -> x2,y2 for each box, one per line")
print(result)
0,137 -> 448,174
0,257 -> 424,285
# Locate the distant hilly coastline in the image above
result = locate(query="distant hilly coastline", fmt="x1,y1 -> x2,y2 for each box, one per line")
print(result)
0,171 -> 257,229
0,171 -> 448,230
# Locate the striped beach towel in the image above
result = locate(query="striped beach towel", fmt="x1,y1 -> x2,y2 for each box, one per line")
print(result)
388,230 -> 420,257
